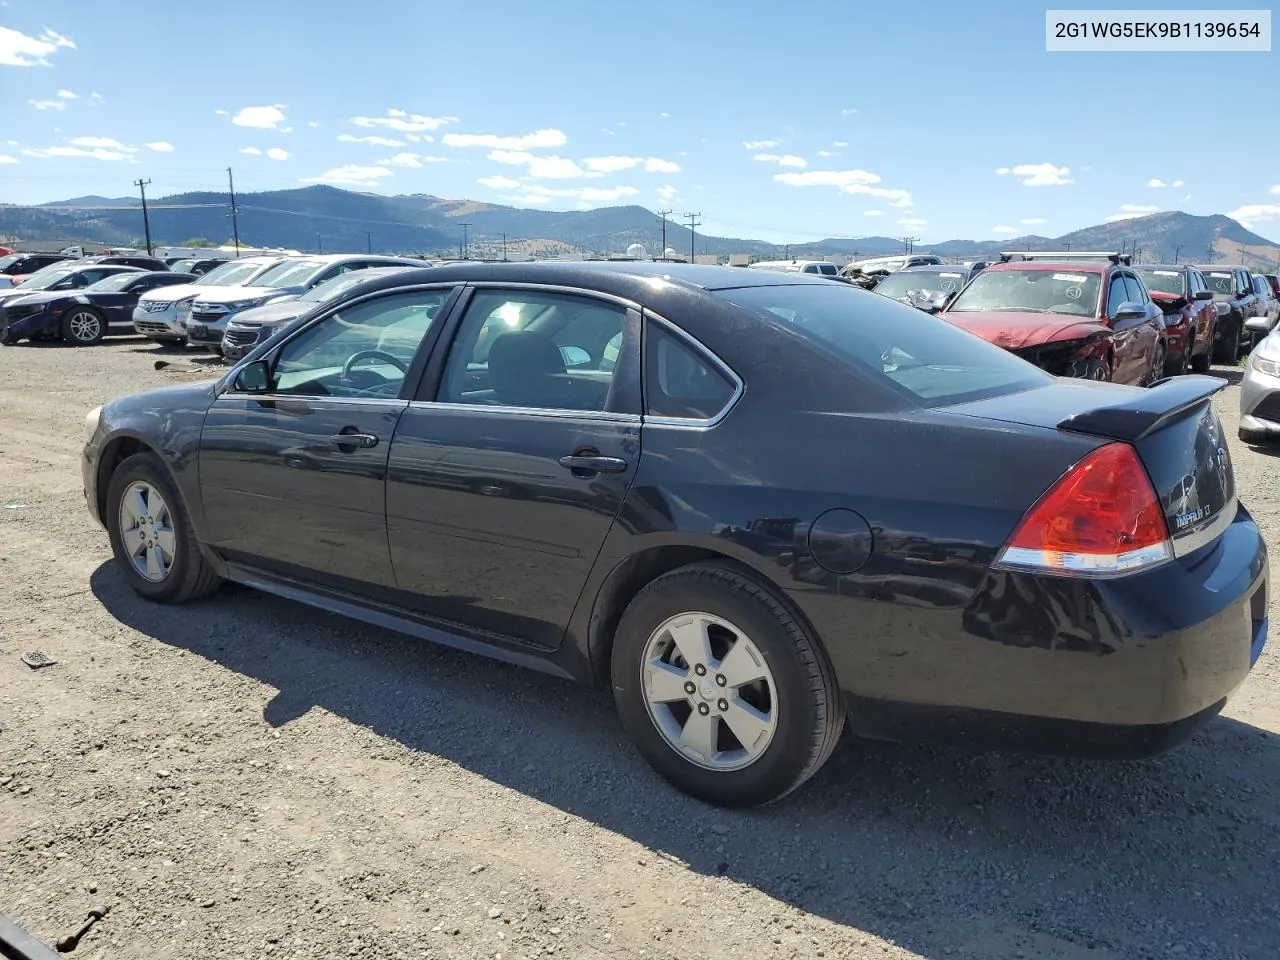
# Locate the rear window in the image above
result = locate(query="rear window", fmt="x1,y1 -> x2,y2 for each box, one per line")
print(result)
946,267 -> 1102,317
719,283 -> 1049,406
1136,269 -> 1186,296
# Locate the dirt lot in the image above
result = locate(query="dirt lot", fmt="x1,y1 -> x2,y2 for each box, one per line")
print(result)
1,337 -> 1278,960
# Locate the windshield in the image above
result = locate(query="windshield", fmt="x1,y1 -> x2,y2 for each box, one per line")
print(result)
873,270 -> 968,301
945,268 -> 1102,317
170,260 -> 199,273
87,273 -> 139,292
1202,271 -> 1237,296
720,283 -> 1048,405
1137,269 -> 1186,296
21,268 -> 76,290
300,269 -> 391,303
0,255 -> 21,270
198,260 -> 274,286
248,259 -> 325,288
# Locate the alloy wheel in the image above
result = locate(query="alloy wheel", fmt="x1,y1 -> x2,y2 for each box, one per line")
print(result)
640,611 -> 778,771
67,310 -> 101,343
117,481 -> 177,582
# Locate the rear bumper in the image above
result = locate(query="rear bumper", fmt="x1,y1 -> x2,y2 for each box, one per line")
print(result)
825,503 -> 1268,749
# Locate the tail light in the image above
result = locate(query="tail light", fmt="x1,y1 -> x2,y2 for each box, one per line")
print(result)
993,442 -> 1172,578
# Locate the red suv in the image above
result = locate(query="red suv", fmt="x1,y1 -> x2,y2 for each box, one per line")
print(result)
938,252 -> 1165,386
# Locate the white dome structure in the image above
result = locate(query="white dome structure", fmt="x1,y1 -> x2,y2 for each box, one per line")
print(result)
664,247 -> 678,259
626,242 -> 647,259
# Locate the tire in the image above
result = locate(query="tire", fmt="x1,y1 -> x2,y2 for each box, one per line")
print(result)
105,452 -> 223,604
1213,314 -> 1241,365
1190,338 -> 1211,373
610,561 -> 844,807
1239,427 -> 1272,445
1068,356 -> 1111,382
1164,335 -> 1190,377
61,307 -> 106,346
1146,339 -> 1166,386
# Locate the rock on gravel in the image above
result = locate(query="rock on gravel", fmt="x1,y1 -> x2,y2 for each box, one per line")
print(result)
0,339 -> 1278,960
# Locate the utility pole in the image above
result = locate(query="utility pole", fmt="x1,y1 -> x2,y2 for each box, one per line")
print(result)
784,244 -> 790,260
226,167 -> 241,257
501,233 -> 508,261
459,222 -> 472,259
133,178 -> 153,255
1173,244 -> 1182,264
1206,242 -> 1216,263
898,236 -> 919,254
317,232 -> 322,253
365,231 -> 373,254
684,212 -> 701,263
658,210 -> 671,255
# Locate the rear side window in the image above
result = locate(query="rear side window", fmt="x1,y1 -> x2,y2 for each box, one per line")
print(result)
720,283 -> 1048,406
644,324 -> 736,421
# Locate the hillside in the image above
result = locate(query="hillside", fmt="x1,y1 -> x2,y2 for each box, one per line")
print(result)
2,187 -> 1277,269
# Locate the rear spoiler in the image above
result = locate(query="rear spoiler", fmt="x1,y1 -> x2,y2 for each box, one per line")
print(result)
1056,375 -> 1227,442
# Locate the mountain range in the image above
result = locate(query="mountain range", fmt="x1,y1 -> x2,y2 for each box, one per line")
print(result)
2,185 -> 1278,270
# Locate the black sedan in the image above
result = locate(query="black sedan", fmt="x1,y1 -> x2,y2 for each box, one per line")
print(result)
1,271 -> 194,345
82,263 -> 1267,806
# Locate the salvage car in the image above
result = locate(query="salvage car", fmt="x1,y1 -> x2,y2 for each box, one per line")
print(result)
133,255 -> 288,344
939,254 -> 1165,385
0,252 -> 74,289
1249,273 -> 1280,337
1134,263 -> 1217,375
0,263 -> 145,313
867,263 -> 983,312
1192,263 -> 1259,364
82,262 -> 1267,807
0,271 -> 192,345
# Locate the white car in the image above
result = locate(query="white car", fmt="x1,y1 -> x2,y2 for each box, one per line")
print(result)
132,256 -> 287,343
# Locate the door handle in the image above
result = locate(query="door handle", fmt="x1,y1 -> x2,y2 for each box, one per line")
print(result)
329,430 -> 378,450
558,454 -> 628,474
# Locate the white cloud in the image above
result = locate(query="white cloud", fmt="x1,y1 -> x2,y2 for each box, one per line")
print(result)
754,153 -> 807,168
145,141 -> 174,152
582,155 -> 680,174
841,107 -> 859,115
240,147 -> 261,155
351,110 -> 457,133
817,150 -> 832,158
833,140 -> 848,147
774,168 -> 913,207
996,162 -> 1072,186
644,157 -> 679,173
1183,193 -> 1193,201
266,147 -> 290,161
338,134 -> 404,147
1147,178 -> 1167,188
487,150 -> 586,179
1104,203 -> 1160,222
742,139 -> 781,149
383,151 -> 446,167
300,164 -> 395,188
1020,217 -> 1047,225
898,217 -> 927,228
863,210 -> 884,216
513,184 -> 640,204
1172,179 -> 1184,188
308,120 -> 322,128
232,105 -> 287,129
29,98 -> 66,111
1269,185 -> 1280,195
57,88 -> 75,99
478,175 -> 521,189
71,136 -> 136,151
513,194 -> 550,205
992,225 -> 1020,235
656,184 -> 679,203
443,128 -> 566,150
22,144 -> 129,161
579,185 -> 639,202
1226,203 -> 1280,227
659,112 -> 670,119
90,91 -> 103,102
0,26 -> 75,66
214,108 -> 228,116
0,154 -> 18,164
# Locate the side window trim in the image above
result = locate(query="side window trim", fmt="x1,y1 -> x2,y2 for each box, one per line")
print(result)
640,311 -> 744,429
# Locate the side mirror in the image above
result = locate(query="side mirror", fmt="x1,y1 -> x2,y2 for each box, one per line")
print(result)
233,359 -> 270,392
1113,301 -> 1146,322
1245,316 -> 1272,334
1194,289 -> 1213,301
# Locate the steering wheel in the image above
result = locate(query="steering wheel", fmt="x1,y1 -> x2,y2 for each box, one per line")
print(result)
342,349 -> 408,380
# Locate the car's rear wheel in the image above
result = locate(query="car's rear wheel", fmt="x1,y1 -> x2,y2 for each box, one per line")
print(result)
61,307 -> 105,346
105,452 -> 223,603
1190,335 -> 1211,373
1146,339 -> 1167,385
1164,334 -> 1189,377
610,561 -> 844,807
1213,315 -> 1241,364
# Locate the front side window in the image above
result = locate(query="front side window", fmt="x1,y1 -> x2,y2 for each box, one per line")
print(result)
946,268 -> 1102,318
268,290 -> 451,399
438,289 -> 627,412
1105,275 -> 1128,317
644,324 -> 736,420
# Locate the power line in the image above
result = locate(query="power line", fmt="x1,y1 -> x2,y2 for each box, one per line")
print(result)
897,235 -> 919,254
684,212 -> 701,263
132,178 -> 153,255
226,167 -> 241,257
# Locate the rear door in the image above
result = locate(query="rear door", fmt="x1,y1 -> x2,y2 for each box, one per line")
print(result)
198,286 -> 457,592
385,284 -> 641,649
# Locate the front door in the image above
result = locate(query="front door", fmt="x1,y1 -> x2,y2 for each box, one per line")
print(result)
386,286 -> 641,649
198,287 -> 456,591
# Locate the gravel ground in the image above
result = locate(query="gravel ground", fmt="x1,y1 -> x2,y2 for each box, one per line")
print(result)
1,337 -> 1278,960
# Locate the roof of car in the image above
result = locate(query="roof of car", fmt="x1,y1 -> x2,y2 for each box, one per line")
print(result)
893,264 -> 973,273
1191,263 -> 1246,270
983,260 -> 1109,273
1135,263 -> 1189,271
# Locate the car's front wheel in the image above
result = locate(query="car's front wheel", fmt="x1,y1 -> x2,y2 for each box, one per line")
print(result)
61,307 -> 106,346
611,561 -> 844,807
105,452 -> 223,603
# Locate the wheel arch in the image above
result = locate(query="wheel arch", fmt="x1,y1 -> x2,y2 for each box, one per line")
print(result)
582,542 -> 825,688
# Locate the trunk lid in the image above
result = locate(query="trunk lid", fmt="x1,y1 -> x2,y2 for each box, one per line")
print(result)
948,375 -> 1236,555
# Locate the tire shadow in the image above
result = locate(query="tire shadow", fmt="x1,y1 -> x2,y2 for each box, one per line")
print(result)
89,562 -> 1280,960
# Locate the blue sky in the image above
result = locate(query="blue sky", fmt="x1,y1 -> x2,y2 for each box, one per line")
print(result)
1,1 -> 1277,244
